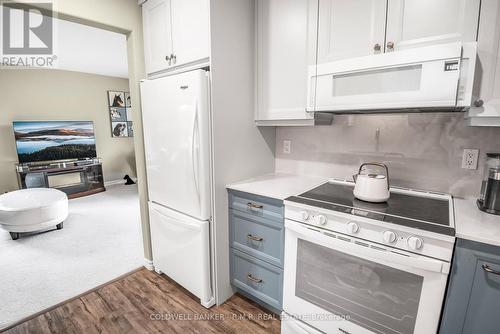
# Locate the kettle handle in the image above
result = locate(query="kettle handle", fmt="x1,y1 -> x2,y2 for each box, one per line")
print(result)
356,162 -> 390,190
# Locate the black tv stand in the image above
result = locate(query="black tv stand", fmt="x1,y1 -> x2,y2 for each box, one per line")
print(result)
16,158 -> 106,199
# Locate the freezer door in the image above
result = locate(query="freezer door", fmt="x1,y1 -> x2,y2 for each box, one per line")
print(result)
149,202 -> 212,306
141,70 -> 211,220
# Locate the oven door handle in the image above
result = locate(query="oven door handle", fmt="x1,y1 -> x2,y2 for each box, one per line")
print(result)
286,221 -> 446,274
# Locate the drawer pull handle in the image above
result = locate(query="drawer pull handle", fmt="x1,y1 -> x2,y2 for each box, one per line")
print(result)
247,202 -> 263,209
247,273 -> 263,283
247,234 -> 263,242
483,264 -> 500,276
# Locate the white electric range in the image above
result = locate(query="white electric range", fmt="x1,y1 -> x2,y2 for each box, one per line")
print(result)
281,179 -> 455,334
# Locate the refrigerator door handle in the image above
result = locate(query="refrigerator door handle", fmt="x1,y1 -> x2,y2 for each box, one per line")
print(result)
150,204 -> 202,230
192,104 -> 200,199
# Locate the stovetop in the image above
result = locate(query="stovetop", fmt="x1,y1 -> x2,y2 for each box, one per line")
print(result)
287,181 -> 455,236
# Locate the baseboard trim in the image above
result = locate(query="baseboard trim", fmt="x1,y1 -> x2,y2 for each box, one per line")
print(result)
104,177 -> 138,187
144,258 -> 154,271
104,179 -> 124,187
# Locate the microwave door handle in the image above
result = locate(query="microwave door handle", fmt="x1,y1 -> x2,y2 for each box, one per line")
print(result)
285,221 -> 445,273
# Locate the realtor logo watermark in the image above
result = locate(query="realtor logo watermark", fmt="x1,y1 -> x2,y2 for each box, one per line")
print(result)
1,0 -> 57,68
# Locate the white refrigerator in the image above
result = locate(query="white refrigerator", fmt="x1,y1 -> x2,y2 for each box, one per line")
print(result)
140,69 -> 214,308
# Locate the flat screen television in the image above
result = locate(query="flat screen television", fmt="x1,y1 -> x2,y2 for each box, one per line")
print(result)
13,121 -> 97,164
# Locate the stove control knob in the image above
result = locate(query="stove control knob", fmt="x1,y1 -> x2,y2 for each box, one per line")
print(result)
300,210 -> 310,221
383,231 -> 397,244
407,236 -> 424,250
347,222 -> 359,234
314,215 -> 327,226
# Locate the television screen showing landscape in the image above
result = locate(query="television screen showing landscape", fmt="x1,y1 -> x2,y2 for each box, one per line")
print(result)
13,121 -> 97,163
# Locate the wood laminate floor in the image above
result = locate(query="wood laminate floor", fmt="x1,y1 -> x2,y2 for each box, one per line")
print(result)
3,268 -> 281,334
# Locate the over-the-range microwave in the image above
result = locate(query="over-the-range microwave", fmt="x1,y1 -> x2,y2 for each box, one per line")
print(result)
307,42 -> 477,113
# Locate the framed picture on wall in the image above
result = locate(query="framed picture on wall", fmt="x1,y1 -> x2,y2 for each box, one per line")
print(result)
110,107 -> 126,121
111,122 -> 128,137
127,122 -> 134,137
125,92 -> 131,108
107,90 -> 133,137
108,91 -> 126,107
126,108 -> 133,122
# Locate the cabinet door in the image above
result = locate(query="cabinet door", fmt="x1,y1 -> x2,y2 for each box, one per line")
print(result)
317,0 -> 387,63
476,0 -> 500,104
255,0 -> 318,123
466,0 -> 500,126
170,0 -> 210,67
440,239 -> 500,334
386,0 -> 480,51
142,0 -> 174,75
462,257 -> 500,333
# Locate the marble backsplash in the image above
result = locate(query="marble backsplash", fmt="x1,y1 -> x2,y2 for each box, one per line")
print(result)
275,113 -> 500,198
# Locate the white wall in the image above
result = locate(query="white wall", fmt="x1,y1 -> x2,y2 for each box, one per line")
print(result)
44,0 -> 150,260
210,0 -> 276,304
0,69 -> 135,193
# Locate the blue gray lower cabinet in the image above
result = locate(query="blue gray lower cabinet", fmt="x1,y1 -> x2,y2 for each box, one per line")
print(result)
440,238 -> 500,334
228,190 -> 284,312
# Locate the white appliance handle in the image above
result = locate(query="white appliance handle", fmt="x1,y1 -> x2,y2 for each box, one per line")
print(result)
286,220 -> 445,273
283,317 -> 322,334
151,205 -> 202,231
191,104 -> 200,199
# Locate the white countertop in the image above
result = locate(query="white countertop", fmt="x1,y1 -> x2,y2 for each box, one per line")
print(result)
226,173 -> 325,200
228,173 -> 500,247
454,198 -> 500,247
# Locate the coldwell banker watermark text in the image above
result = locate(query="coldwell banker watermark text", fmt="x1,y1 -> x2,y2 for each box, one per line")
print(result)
1,0 -> 57,68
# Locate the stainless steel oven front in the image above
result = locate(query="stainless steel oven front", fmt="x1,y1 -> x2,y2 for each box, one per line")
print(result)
282,219 -> 450,334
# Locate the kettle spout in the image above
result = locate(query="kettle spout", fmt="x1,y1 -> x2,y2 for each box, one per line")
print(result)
353,174 -> 358,183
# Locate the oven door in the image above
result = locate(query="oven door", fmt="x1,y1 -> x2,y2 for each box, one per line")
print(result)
283,219 -> 450,334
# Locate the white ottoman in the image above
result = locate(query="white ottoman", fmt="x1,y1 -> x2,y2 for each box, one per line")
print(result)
0,188 -> 69,240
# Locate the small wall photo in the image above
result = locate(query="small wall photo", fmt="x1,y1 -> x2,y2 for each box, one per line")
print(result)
110,107 -> 127,122
125,92 -> 131,108
112,122 -> 128,138
127,122 -> 134,137
108,91 -> 126,108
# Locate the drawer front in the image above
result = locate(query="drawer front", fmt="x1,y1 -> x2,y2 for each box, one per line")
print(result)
230,209 -> 284,268
231,248 -> 283,310
229,190 -> 283,222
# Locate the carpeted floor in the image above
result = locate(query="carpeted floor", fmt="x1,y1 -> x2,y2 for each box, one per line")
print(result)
0,185 -> 143,330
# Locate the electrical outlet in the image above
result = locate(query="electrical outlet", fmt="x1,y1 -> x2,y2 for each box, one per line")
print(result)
461,149 -> 479,170
283,140 -> 292,154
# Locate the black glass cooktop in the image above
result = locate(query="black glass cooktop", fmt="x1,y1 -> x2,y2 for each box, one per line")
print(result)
287,182 -> 455,236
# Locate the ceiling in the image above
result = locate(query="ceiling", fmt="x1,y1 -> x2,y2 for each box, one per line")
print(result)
4,12 -> 129,78
55,18 -> 129,78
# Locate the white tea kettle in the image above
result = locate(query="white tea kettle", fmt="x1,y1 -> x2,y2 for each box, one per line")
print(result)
353,162 -> 390,203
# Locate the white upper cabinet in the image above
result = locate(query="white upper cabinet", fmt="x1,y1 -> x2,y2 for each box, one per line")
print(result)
170,0 -> 210,67
255,0 -> 482,124
142,0 -> 173,75
317,0 -> 387,63
466,0 -> 500,126
255,0 -> 320,125
317,0 -> 480,62
385,0 -> 481,51
142,0 -> 209,75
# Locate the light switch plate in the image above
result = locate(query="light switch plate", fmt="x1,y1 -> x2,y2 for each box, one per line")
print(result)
283,140 -> 291,154
461,149 -> 479,170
